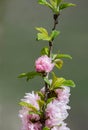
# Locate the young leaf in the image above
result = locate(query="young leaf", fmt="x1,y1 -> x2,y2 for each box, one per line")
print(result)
62,80 -> 76,87
44,77 -> 51,86
38,0 -> 59,14
50,30 -> 60,41
37,99 -> 45,108
18,73 -> 27,78
36,27 -> 48,34
38,0 -> 47,5
43,126 -> 50,130
57,0 -> 62,6
19,102 -> 38,111
52,77 -> 66,89
52,54 -> 57,61
59,3 -> 76,10
37,91 -> 44,99
50,73 -> 76,89
38,0 -> 53,9
50,72 -> 66,89
49,0 -> 57,7
41,47 -> 49,55
26,72 -> 42,81
29,111 -> 41,116
56,54 -> 72,59
18,71 -> 41,81
54,59 -> 63,69
46,97 -> 55,104
49,0 -> 60,13
36,27 -> 51,41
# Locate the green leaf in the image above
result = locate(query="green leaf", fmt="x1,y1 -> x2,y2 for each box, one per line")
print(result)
57,0 -> 62,6
43,126 -> 50,130
26,72 -> 41,81
46,97 -> 55,104
54,59 -> 63,69
56,54 -> 72,59
50,72 -> 66,89
49,0 -> 60,13
50,30 -> 60,41
44,77 -> 51,86
18,73 -> 27,78
37,91 -> 44,99
36,27 -> 48,34
62,80 -> 76,87
41,47 -> 49,55
38,0 -> 53,9
27,72 -> 41,80
19,102 -> 38,111
59,3 -> 76,10
37,99 -> 45,108
38,0 -> 59,14
29,111 -> 41,115
49,0 -> 57,7
50,73 -> 76,89
38,0 -> 47,5
51,54 -> 57,61
50,0 -> 62,7
18,71 -> 41,81
51,77 -> 65,89
36,27 -> 51,41
36,28 -> 60,42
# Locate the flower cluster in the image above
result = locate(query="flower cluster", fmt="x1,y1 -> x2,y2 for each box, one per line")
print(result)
19,86 -> 70,130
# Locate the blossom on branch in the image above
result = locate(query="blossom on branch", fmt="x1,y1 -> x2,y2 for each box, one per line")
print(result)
19,92 -> 42,130
35,55 -> 54,73
55,86 -> 70,104
45,99 -> 70,128
21,92 -> 40,110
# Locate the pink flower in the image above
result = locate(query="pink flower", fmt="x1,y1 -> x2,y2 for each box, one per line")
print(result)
19,107 -> 29,130
35,55 -> 54,73
19,107 -> 42,130
45,99 -> 70,128
21,91 -> 40,110
19,107 -> 41,130
19,108 -> 42,130
28,122 -> 42,130
55,86 -> 70,104
51,122 -> 70,130
19,92 -> 41,130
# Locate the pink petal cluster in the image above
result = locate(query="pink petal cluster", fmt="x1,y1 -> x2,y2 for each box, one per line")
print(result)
45,99 -> 70,128
51,122 -> 70,130
35,55 -> 54,73
19,92 -> 42,130
19,86 -> 71,130
55,86 -> 70,104
45,86 -> 70,129
21,91 -> 40,110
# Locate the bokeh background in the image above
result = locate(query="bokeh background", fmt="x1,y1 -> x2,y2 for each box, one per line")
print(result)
0,0 -> 88,130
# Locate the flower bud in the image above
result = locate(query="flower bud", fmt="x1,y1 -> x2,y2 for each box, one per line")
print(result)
35,55 -> 54,73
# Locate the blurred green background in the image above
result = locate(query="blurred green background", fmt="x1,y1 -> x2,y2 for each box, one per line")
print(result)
0,0 -> 88,130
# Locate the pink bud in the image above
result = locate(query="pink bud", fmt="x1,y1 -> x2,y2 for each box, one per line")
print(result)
35,55 -> 54,73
